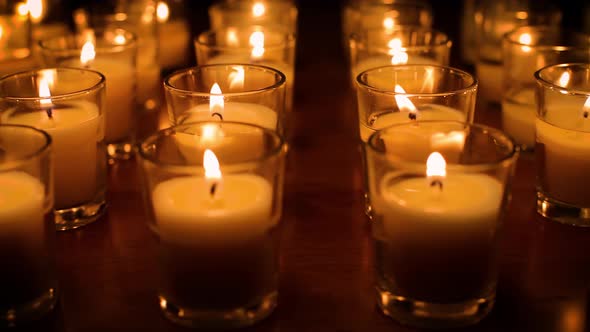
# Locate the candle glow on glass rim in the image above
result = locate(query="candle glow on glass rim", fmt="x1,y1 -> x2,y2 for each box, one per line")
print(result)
388,38 -> 408,65
394,84 -> 418,117
249,31 -> 265,59
431,131 -> 466,150
204,149 -> 222,180
156,1 -> 170,23
229,66 -> 245,91
210,83 -> 224,117
426,152 -> 446,178
252,2 -> 266,17
518,32 -> 532,53
80,40 -> 96,65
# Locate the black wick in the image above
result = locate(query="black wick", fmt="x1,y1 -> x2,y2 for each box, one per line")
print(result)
408,112 -> 417,121
210,182 -> 218,196
46,108 -> 53,119
211,112 -> 224,121
584,111 -> 588,119
430,179 -> 443,191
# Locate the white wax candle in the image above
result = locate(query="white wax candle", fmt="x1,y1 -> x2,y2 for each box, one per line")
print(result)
0,171 -> 45,239
501,87 -> 536,148
376,172 -> 502,239
65,58 -> 135,143
178,103 -> 277,129
359,104 -> 466,142
152,174 -> 274,245
536,115 -> 590,207
351,54 -> 439,85
158,20 -> 191,69
475,61 -> 503,103
3,102 -> 101,209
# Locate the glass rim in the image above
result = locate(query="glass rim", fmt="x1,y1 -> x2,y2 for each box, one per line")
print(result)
356,64 -> 478,97
38,28 -> 137,54
366,120 -> 519,171
353,0 -> 432,12
137,121 -> 287,168
0,124 -> 52,171
208,0 -> 298,14
349,26 -> 451,50
163,64 -> 287,97
504,26 -> 590,51
534,63 -> 590,96
0,67 -> 106,102
194,26 -> 296,53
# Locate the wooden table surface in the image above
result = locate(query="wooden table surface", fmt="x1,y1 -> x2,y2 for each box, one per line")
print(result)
18,3 -> 590,331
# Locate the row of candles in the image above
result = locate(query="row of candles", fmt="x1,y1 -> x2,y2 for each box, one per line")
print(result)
0,0 -> 588,329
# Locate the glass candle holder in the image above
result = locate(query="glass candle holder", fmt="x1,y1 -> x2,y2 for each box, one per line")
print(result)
0,124 -> 57,326
349,26 -> 451,86
0,68 -> 107,231
138,121 -> 287,328
502,26 -> 590,151
366,121 -> 518,328
195,26 -> 296,112
39,28 -> 138,160
209,0 -> 298,33
0,1 -> 35,76
164,64 -> 286,134
474,0 -> 562,104
341,0 -> 433,50
155,0 -> 191,69
535,63 -> 590,226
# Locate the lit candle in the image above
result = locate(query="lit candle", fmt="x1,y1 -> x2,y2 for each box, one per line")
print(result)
65,38 -> 135,143
151,149 -> 277,309
2,70 -> 101,209
156,1 -> 190,69
373,151 -> 503,301
536,96 -> 590,207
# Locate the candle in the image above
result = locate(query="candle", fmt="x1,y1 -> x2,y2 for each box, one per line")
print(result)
501,87 -> 536,148
157,1 -> 190,69
152,149 -> 277,310
476,61 -> 503,104
536,97 -> 590,207
1,75 -> 101,209
373,152 -> 503,301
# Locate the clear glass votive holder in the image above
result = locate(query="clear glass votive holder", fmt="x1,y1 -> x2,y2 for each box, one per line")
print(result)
341,0 -> 433,50
356,65 -> 477,218
155,0 -> 191,70
39,28 -> 138,160
348,26 -> 451,87
0,124 -> 57,326
366,121 -> 519,328
138,121 -> 287,328
502,26 -> 590,151
535,63 -> 590,226
209,0 -> 298,33
164,64 -> 287,134
195,26 -> 296,112
0,68 -> 107,231
474,0 -> 562,104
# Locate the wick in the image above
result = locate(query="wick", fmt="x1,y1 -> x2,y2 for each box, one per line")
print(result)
46,108 -> 53,119
211,112 -> 224,121
210,182 -> 217,196
584,111 -> 588,119
408,112 -> 417,121
430,179 -> 443,191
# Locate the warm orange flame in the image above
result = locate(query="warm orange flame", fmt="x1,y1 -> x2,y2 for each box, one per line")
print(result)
519,32 -> 532,52
38,70 -> 54,107
113,33 -> 126,45
229,66 -> 245,91
226,28 -> 239,47
426,152 -> 446,178
394,84 -> 418,116
383,17 -> 395,30
203,149 -> 222,180
249,31 -> 265,59
26,0 -> 43,23
388,38 -> 408,65
209,83 -> 224,114
583,97 -> 590,118
252,2 -> 266,17
16,2 -> 28,16
156,1 -> 169,23
80,40 -> 96,65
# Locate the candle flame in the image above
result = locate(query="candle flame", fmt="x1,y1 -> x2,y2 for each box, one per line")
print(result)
38,70 -> 54,108
156,1 -> 169,23
203,149 -> 222,180
113,33 -> 126,45
519,32 -> 532,53
388,38 -> 408,65
80,40 -> 96,65
394,84 -> 418,117
26,0 -> 43,23
201,123 -> 220,142
252,2 -> 266,17
16,2 -> 28,16
426,152 -> 446,178
229,66 -> 245,91
383,17 -> 395,31
210,83 -> 224,117
583,97 -> 590,119
226,28 -> 239,46
249,31 -> 265,59
558,71 -> 570,87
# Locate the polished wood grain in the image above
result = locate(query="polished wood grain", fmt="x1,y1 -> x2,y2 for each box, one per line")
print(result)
16,3 -> 590,331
